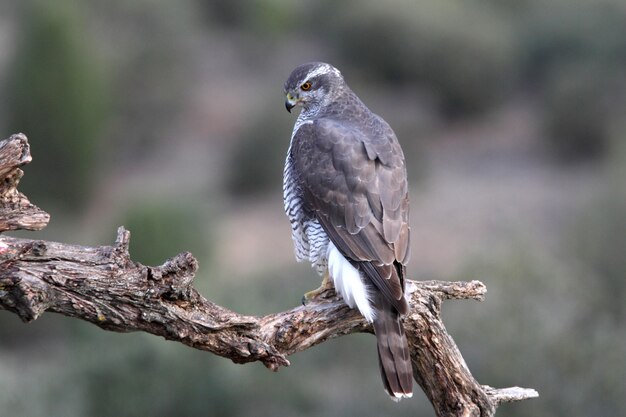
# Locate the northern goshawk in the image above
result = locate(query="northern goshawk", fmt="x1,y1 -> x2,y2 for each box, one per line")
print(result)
282,62 -> 413,400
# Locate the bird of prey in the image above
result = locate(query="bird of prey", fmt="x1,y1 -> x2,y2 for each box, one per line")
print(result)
282,62 -> 413,400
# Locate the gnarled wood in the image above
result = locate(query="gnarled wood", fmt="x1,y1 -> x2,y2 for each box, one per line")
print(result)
0,134 -> 538,416
0,134 -> 50,232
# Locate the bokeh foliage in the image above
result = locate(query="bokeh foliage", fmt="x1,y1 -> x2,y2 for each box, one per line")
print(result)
5,0 -> 109,208
121,201 -> 210,267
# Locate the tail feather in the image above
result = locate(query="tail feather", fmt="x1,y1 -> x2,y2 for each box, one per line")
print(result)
372,303 -> 413,400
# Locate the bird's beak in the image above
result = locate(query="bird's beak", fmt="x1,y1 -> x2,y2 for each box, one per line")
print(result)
285,92 -> 297,113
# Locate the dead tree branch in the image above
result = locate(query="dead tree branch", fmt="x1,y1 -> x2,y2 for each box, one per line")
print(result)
0,134 -> 537,417
0,133 -> 49,232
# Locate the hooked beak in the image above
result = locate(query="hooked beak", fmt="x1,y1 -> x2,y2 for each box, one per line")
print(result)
285,92 -> 298,113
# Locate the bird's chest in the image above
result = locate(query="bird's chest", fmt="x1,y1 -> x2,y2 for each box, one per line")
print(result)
283,145 -> 329,274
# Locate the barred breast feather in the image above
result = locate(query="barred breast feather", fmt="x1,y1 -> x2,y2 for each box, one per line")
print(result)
283,125 -> 329,274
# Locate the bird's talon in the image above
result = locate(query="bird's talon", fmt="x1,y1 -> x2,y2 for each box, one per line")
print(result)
302,287 -> 325,305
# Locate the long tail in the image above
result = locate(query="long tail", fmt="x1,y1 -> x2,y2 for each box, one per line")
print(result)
372,302 -> 413,401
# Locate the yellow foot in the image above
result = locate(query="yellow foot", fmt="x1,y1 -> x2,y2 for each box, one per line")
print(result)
301,273 -> 333,305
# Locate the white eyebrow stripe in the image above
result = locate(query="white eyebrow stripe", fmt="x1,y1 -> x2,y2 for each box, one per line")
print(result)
302,64 -> 342,83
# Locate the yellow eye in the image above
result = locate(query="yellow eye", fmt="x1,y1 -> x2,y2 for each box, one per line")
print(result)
300,81 -> 312,91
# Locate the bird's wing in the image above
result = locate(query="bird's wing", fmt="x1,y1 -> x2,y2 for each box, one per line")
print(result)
291,118 -> 410,314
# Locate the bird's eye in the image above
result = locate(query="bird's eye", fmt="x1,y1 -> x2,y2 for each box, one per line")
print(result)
300,81 -> 312,91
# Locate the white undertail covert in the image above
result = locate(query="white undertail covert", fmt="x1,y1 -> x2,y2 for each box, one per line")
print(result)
327,242 -> 376,323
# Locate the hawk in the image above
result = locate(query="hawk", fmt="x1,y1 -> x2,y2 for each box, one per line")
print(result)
282,62 -> 413,400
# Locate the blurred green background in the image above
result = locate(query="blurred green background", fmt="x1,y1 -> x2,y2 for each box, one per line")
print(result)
1,0 -> 625,416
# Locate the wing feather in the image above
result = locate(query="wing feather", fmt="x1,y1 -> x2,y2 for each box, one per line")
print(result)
291,118 -> 410,313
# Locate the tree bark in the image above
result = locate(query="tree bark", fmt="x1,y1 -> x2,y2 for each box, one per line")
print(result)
0,134 -> 49,232
0,134 -> 537,416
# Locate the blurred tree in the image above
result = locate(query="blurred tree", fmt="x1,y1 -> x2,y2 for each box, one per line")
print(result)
541,63 -> 616,162
5,0 -> 109,209
225,107 -> 291,197
90,0 -> 198,165
520,0 -> 626,162
320,0 -> 519,116
121,200 -> 209,266
521,0 -> 626,85
195,0 -> 296,35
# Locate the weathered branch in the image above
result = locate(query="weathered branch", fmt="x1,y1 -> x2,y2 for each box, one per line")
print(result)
0,134 -> 537,416
0,133 -> 50,232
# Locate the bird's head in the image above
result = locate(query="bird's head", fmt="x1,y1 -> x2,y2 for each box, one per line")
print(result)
284,62 -> 344,113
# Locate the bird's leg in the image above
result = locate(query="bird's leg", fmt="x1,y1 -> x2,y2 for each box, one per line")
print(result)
302,271 -> 334,305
